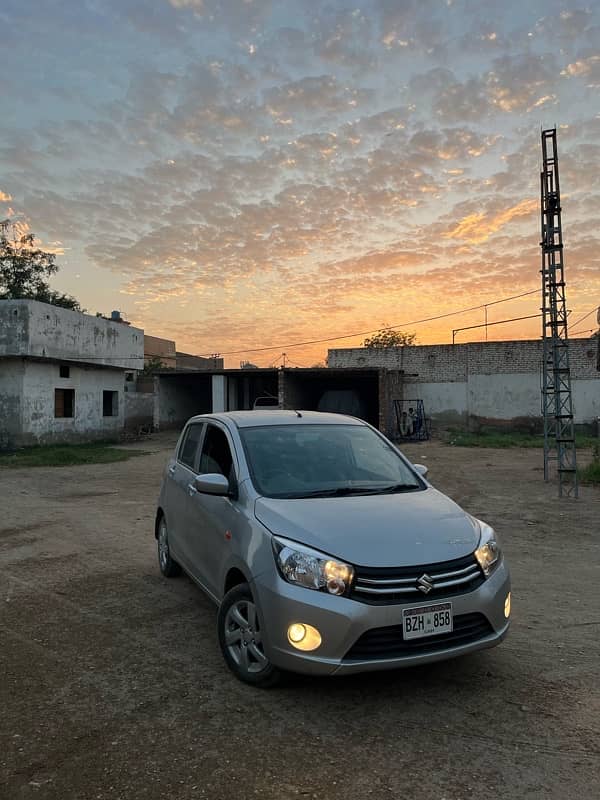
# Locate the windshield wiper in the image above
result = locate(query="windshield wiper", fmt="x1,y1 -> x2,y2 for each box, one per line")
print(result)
288,484 -> 420,499
288,487 -> 370,498
368,483 -> 421,494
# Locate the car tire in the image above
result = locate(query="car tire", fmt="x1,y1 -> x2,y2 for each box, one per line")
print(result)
218,583 -> 281,688
157,515 -> 182,578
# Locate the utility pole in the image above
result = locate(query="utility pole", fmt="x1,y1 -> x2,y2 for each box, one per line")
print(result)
540,128 -> 578,498
596,306 -> 600,372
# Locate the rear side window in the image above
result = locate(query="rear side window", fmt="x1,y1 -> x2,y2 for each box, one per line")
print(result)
199,425 -> 234,480
178,424 -> 204,470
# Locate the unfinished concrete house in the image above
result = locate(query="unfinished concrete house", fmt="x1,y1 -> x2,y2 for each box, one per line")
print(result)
151,366 -> 405,439
0,300 -> 144,448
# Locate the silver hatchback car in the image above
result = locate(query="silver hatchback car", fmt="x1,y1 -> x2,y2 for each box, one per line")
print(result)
155,411 -> 510,687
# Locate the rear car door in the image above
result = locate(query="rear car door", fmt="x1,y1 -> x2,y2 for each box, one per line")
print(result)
186,422 -> 240,599
166,422 -> 205,569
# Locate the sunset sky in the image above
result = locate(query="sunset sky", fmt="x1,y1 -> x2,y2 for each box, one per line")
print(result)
2,0 -> 599,366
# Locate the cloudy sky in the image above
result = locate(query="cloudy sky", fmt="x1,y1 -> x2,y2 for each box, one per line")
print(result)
2,0 -> 599,366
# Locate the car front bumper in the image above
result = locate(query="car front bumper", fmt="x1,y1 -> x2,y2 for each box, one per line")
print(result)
252,559 -> 511,676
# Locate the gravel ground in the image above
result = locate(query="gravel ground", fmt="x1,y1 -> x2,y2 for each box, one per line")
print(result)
1,433 -> 599,800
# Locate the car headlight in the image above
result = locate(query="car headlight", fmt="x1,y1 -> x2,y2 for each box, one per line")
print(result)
474,520 -> 501,576
272,536 -> 354,596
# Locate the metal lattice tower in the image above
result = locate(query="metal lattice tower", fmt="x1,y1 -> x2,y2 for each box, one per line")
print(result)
540,128 -> 578,498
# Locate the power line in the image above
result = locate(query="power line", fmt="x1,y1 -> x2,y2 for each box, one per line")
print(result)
452,313 -> 542,344
286,358 -> 308,367
195,288 -> 540,357
570,329 -> 596,337
569,308 -> 597,333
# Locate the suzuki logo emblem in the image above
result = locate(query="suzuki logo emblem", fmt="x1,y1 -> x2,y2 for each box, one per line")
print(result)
417,574 -> 434,594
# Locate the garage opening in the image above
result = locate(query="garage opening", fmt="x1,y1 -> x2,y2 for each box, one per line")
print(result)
156,372 -> 213,429
220,370 -> 279,411
281,369 -> 380,429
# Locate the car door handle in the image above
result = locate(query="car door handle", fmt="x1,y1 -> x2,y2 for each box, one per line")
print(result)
168,465 -> 176,476
187,483 -> 198,496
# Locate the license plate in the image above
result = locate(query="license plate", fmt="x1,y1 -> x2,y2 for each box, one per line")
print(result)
402,602 -> 453,640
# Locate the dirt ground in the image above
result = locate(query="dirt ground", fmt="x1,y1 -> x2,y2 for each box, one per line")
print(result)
1,433 -> 599,800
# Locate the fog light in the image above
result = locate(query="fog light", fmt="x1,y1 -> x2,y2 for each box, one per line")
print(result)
288,623 -> 306,643
504,592 -> 511,619
287,623 -> 322,651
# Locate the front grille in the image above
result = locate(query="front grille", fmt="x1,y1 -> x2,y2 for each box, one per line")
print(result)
344,613 -> 494,662
351,553 -> 484,604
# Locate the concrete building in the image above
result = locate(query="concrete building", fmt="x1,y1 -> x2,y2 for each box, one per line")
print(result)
143,334 -> 223,371
151,367 -> 402,437
126,337 -> 223,433
328,338 -> 600,432
0,300 -> 144,448
144,334 -> 177,369
176,351 -> 223,371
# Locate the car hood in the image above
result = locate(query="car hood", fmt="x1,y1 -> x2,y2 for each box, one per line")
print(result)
254,488 -> 480,567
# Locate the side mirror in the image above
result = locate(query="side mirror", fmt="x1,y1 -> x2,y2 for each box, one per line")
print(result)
194,473 -> 231,496
413,463 -> 429,478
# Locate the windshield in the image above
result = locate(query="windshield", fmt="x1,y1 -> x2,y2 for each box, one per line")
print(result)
240,424 -> 423,499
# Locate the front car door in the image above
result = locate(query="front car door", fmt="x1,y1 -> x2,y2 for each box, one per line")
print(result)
166,421 -> 205,570
186,421 -> 241,600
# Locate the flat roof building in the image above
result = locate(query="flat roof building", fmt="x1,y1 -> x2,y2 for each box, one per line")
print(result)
0,300 -> 144,448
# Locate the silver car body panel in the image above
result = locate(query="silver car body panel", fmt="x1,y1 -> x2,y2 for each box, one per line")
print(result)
254,489 -> 480,567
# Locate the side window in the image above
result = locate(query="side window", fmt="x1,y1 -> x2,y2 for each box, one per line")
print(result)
178,424 -> 204,470
199,425 -> 234,480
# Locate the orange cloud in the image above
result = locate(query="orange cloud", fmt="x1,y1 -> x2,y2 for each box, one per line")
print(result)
561,55 -> 600,78
444,199 -> 538,244
0,190 -> 12,202
168,0 -> 204,9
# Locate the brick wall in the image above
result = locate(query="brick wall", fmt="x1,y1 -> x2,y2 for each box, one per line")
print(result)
378,370 -> 404,436
329,339 -> 600,429
176,352 -> 224,370
329,338 -> 599,380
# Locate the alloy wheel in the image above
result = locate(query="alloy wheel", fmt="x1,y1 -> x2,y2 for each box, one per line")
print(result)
158,520 -> 169,571
224,599 -> 269,674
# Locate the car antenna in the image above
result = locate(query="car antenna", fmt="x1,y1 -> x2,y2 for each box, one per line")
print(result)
294,410 -> 302,418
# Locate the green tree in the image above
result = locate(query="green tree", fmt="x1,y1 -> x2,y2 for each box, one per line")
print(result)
363,327 -> 417,348
0,219 -> 82,310
142,356 -> 165,375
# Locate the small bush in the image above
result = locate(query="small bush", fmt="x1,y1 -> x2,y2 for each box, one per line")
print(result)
579,444 -> 600,485
579,461 -> 600,485
0,442 -> 148,468
446,431 -> 598,450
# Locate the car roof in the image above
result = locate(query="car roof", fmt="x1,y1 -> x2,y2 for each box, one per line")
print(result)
187,410 -> 367,428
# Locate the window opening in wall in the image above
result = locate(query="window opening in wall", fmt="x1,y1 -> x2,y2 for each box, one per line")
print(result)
59,365 -> 70,378
103,390 -> 119,417
55,389 -> 74,418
